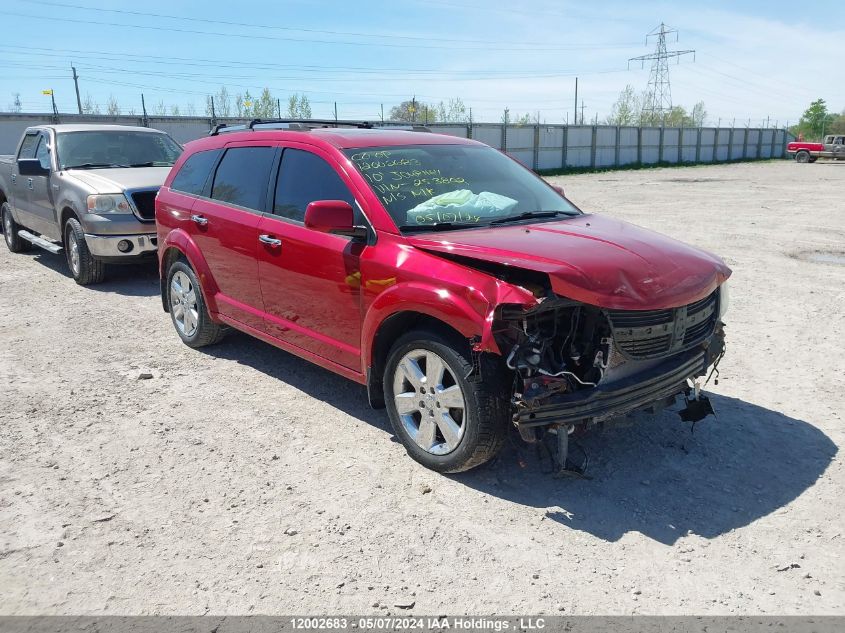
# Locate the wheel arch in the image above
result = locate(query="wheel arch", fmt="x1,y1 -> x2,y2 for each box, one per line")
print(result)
158,230 -> 220,315
366,309 -> 476,409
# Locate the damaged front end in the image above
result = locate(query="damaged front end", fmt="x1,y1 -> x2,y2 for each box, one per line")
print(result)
493,286 -> 726,471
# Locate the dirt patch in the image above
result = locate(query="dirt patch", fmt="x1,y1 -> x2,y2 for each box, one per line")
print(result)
792,250 -> 845,266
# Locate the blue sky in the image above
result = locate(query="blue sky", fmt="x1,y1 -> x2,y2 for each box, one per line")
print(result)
2,0 -> 843,125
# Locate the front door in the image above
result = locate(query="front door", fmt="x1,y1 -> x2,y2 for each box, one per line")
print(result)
833,136 -> 845,159
12,131 -> 41,230
188,143 -> 278,331
257,146 -> 367,371
28,133 -> 59,239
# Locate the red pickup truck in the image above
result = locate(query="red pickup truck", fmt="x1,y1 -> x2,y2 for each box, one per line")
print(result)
787,134 -> 845,162
155,120 -> 730,475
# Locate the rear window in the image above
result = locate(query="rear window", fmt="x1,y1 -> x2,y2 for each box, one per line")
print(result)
210,146 -> 276,211
171,149 -> 221,196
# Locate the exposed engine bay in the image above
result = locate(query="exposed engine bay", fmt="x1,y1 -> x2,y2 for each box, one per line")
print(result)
490,279 -> 725,475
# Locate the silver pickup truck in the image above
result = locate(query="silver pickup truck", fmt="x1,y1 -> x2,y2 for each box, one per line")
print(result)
0,124 -> 181,284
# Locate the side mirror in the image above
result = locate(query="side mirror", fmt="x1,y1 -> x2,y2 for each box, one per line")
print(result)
551,184 -> 565,197
304,200 -> 367,239
18,158 -> 50,177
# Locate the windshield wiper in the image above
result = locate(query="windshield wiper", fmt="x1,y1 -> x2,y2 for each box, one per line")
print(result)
399,222 -> 485,233
489,210 -> 578,225
66,162 -> 129,169
127,161 -> 171,167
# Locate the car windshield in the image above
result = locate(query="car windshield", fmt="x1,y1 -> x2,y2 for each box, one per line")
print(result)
56,130 -> 182,170
344,144 -> 579,231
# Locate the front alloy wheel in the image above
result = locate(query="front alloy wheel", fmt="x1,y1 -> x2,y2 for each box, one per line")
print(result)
393,349 -> 467,455
383,329 -> 510,473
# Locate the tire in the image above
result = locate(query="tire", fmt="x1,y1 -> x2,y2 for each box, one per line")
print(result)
166,258 -> 226,348
64,218 -> 105,285
2,202 -> 31,253
809,158 -> 817,163
795,150 -> 810,163
383,328 -> 511,473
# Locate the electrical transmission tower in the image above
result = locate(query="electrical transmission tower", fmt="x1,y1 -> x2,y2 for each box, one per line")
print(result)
629,23 -> 694,125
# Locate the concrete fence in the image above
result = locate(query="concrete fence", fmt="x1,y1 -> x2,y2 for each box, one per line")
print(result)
0,113 -> 789,170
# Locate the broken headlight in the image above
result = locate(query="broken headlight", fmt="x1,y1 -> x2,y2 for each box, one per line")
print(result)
718,279 -> 730,319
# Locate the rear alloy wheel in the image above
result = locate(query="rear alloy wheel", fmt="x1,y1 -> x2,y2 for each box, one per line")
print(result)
795,150 -> 810,163
64,218 -> 105,285
384,329 -> 510,473
2,202 -> 31,253
166,259 -> 226,348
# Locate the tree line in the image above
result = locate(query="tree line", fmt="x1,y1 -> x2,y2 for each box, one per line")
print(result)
792,99 -> 845,140
605,84 -> 707,127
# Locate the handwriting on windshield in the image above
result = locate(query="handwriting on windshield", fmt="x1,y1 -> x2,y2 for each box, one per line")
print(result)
350,150 -> 468,210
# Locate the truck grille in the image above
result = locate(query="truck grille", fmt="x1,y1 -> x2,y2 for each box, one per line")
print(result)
130,189 -> 158,222
607,291 -> 718,360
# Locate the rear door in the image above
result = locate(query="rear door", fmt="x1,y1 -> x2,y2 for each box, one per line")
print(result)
256,145 -> 368,371
833,136 -> 845,159
188,143 -> 278,331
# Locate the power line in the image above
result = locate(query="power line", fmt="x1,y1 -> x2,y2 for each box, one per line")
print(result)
4,10 -> 639,53
19,0 -> 642,48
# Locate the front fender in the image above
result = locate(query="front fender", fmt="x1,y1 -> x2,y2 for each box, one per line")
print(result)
360,279 -> 537,370
160,228 -> 221,315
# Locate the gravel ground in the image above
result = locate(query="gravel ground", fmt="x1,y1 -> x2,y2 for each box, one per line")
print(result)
1,160 -> 843,615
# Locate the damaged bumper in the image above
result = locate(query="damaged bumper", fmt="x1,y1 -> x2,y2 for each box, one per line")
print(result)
514,328 -> 725,430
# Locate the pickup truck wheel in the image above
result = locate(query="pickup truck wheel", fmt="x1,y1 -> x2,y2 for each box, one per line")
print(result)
795,150 -> 810,163
64,218 -> 105,285
383,330 -> 510,473
166,260 -> 226,348
2,202 -> 31,253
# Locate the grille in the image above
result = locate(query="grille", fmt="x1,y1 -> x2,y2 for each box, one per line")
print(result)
607,291 -> 718,360
130,190 -> 158,221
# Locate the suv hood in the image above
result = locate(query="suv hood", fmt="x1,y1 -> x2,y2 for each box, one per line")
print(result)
406,214 -> 731,310
65,166 -> 171,193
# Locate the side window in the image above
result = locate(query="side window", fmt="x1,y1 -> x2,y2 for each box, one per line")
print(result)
35,136 -> 51,170
171,149 -> 221,196
18,133 -> 40,159
273,149 -> 355,222
210,146 -> 275,211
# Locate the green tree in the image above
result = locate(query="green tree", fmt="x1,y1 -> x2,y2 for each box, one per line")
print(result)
253,87 -> 275,118
436,97 -> 468,123
690,101 -> 707,127
286,93 -> 313,119
390,99 -> 436,123
606,85 -> 641,125
829,109 -> 845,134
798,99 -> 836,139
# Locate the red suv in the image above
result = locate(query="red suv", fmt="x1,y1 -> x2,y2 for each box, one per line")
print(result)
156,121 -> 730,474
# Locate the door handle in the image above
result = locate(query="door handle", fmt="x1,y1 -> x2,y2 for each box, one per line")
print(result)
190,214 -> 208,226
27,178 -> 34,190
259,234 -> 282,247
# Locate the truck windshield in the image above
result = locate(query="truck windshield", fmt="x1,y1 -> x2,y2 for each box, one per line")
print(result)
56,131 -> 182,170
343,144 -> 579,231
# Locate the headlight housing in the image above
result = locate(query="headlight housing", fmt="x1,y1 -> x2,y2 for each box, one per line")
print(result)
718,279 -> 730,319
87,194 -> 132,214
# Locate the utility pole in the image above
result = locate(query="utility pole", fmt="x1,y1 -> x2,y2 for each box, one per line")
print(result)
71,65 -> 82,114
580,100 -> 586,125
629,23 -> 694,125
574,77 -> 578,126
210,95 -> 216,125
380,103 -> 384,122
411,95 -> 417,123
277,98 -> 282,118
333,102 -> 338,121
141,93 -> 149,127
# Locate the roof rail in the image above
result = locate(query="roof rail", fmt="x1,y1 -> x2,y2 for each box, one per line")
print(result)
208,119 -> 431,136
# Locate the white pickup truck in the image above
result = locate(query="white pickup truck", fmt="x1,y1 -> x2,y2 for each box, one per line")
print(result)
0,124 -> 181,284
